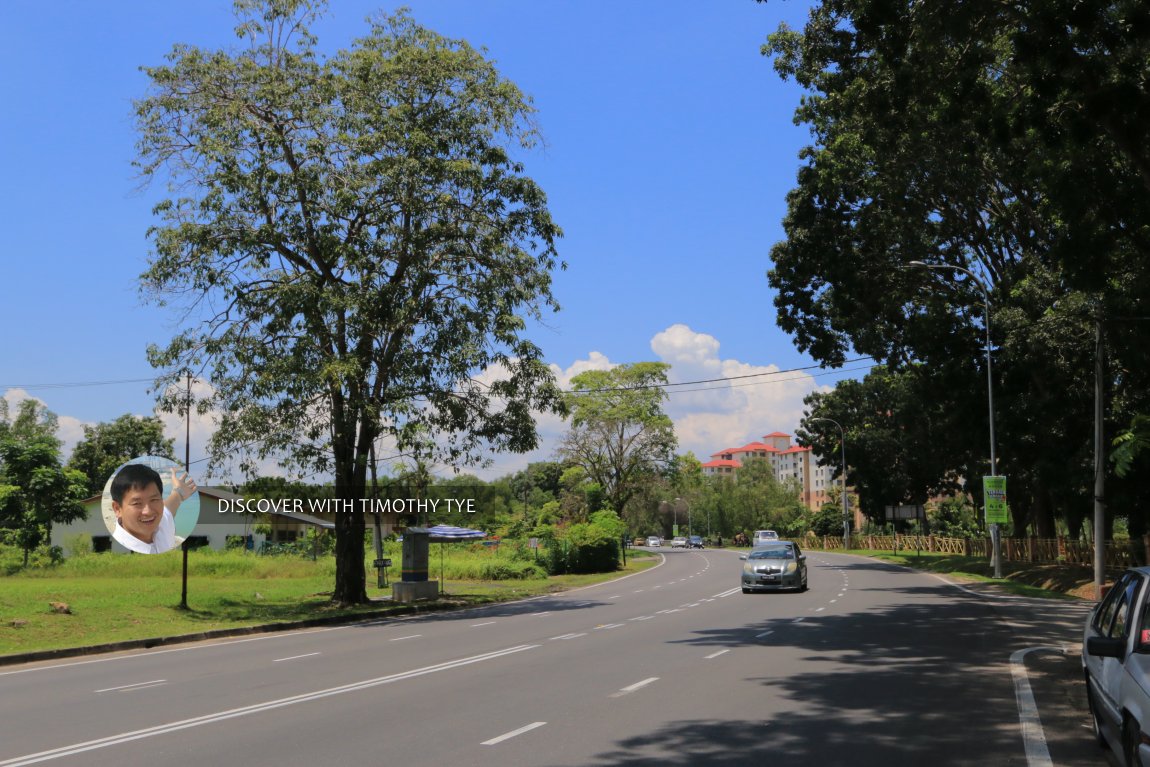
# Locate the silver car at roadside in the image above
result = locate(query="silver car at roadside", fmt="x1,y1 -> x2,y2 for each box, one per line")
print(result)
1083,566 -> 1150,766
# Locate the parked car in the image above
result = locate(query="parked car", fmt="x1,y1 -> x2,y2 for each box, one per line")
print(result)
753,529 -> 780,546
1083,566 -> 1150,765
687,535 -> 704,549
646,536 -> 662,547
671,536 -> 688,548
740,541 -> 807,592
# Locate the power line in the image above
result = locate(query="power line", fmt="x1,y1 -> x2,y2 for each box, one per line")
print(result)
566,357 -> 874,394
1,377 -> 155,390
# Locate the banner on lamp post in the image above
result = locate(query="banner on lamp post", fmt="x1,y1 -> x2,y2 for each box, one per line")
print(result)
983,475 -> 1008,524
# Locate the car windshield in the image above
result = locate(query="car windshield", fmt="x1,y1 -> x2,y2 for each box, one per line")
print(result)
749,546 -> 793,560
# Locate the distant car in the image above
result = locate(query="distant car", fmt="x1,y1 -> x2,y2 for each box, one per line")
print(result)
671,536 -> 688,548
646,536 -> 662,547
752,529 -> 780,546
687,535 -> 704,549
740,541 -> 807,593
1083,566 -> 1150,765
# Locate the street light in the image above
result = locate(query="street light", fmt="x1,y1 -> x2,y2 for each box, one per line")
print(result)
907,260 -> 1001,578
811,417 -> 849,551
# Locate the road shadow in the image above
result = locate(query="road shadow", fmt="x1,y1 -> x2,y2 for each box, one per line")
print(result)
562,559 -> 1096,766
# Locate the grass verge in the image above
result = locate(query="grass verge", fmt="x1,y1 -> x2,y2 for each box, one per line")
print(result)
0,551 -> 659,658
852,548 -> 1109,600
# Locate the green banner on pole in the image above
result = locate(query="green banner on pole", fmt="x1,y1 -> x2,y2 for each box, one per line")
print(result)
983,475 -> 1008,524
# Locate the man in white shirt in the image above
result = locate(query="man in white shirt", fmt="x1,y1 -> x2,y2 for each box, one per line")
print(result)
110,463 -> 196,554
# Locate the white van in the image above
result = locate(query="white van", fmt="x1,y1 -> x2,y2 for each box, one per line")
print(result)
753,530 -> 780,545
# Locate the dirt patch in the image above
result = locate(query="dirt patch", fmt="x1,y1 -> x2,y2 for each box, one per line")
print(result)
1000,563 -> 1104,600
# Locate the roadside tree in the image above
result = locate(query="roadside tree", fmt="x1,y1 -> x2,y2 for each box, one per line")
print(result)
556,362 -> 677,524
67,414 -> 175,496
0,400 -> 88,566
136,1 -> 565,604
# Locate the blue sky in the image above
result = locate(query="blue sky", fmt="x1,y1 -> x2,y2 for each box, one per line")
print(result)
0,0 -> 867,481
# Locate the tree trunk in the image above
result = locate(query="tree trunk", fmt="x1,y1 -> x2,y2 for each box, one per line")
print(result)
332,511 -> 368,605
331,458 -> 369,605
1033,482 -> 1057,538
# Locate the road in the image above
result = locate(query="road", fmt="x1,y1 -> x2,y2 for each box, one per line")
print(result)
0,550 -> 1101,766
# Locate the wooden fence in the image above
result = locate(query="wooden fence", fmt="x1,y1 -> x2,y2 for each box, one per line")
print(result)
803,533 -> 1145,569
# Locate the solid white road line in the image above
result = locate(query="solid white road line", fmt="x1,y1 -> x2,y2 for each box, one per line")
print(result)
390,635 -> 422,642
1011,647 -> 1057,767
94,680 -> 166,693
0,644 -> 539,767
272,653 -> 320,663
471,622 -> 496,628
704,650 -> 730,659
482,722 -> 547,746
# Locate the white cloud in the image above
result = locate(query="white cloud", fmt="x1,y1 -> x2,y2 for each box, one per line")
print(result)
5,325 -> 831,485
469,323 -> 830,479
3,388 -> 91,458
652,324 -> 830,460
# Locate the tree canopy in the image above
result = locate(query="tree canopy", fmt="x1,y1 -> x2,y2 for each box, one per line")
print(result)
0,400 -> 88,565
556,362 -> 677,523
763,0 -> 1150,538
135,0 -> 565,603
67,414 -> 175,496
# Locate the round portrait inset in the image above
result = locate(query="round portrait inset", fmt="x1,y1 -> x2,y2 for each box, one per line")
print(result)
101,456 -> 200,554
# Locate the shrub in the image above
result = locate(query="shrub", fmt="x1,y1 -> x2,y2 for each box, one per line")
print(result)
545,521 -> 620,575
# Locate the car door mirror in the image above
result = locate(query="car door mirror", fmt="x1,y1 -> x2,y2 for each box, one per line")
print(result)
1087,635 -> 1127,660
738,554 -> 747,560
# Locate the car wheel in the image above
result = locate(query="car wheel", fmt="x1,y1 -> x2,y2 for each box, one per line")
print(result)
1124,715 -> 1143,767
742,588 -> 750,594
1085,678 -> 1107,747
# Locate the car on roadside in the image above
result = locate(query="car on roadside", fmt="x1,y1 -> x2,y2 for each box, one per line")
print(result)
646,535 -> 662,547
688,535 -> 704,549
740,541 -> 807,593
1083,566 -> 1150,766
670,536 -> 688,548
752,529 -> 780,546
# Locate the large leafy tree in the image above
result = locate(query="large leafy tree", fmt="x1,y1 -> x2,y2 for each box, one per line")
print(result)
67,414 -> 175,496
797,366 -> 970,524
556,362 -> 677,523
0,400 -> 88,565
136,1 -> 565,604
761,0 -> 1150,538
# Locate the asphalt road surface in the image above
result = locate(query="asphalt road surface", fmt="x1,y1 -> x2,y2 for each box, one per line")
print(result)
0,550 -> 1103,766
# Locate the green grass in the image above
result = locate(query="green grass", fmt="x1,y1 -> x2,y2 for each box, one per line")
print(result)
847,548 -> 1097,599
0,548 -> 658,657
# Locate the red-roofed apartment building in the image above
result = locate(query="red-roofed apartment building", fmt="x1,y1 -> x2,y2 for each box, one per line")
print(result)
701,432 -> 841,513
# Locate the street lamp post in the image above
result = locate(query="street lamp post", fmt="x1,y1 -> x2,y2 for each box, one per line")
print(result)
811,417 -> 849,551
908,260 -> 1001,578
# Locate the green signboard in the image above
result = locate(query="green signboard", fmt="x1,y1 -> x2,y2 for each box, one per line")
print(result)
983,475 -> 1008,524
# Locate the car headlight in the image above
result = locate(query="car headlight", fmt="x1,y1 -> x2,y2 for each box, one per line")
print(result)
784,562 -> 798,574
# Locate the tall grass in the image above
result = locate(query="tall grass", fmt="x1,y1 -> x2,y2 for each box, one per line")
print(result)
0,541 -> 549,582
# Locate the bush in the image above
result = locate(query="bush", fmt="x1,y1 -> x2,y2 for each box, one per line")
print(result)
545,521 -> 620,575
